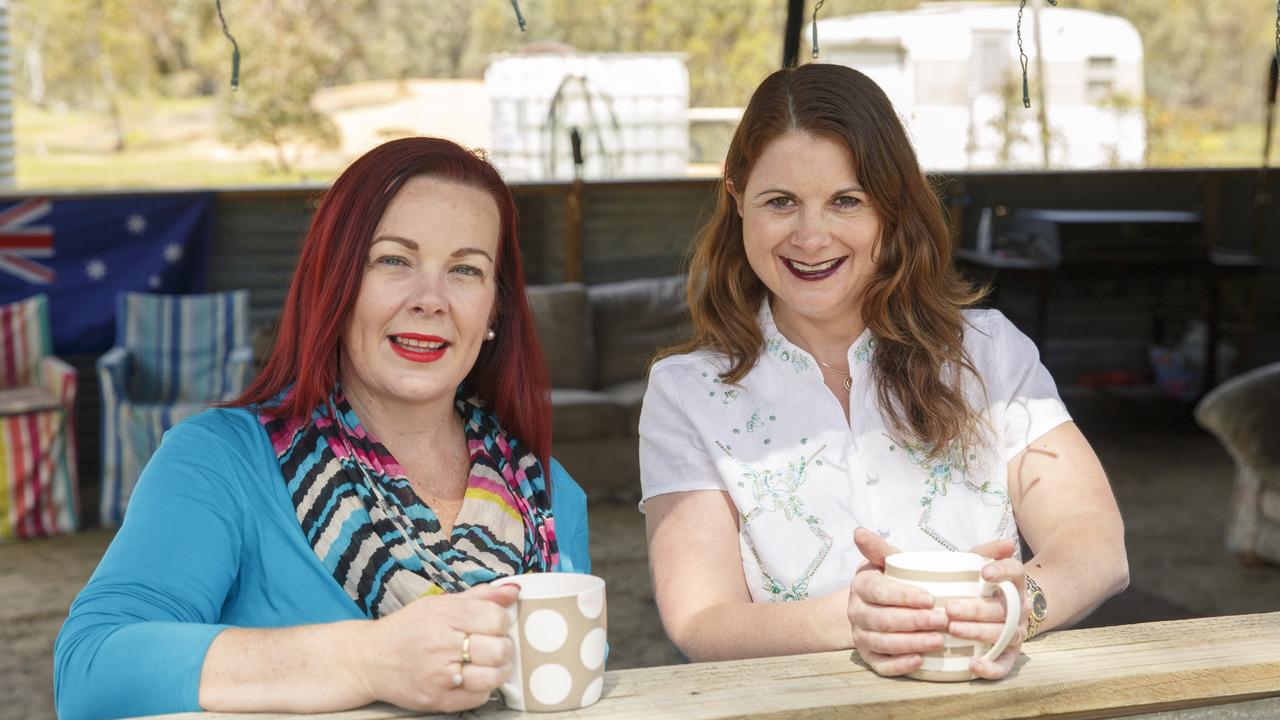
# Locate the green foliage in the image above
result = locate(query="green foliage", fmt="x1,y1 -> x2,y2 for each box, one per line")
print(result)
8,0 -> 1280,175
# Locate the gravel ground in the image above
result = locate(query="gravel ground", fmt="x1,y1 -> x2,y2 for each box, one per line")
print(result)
3,388 -> 1277,719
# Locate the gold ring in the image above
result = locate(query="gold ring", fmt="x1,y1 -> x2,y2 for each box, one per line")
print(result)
461,633 -> 472,665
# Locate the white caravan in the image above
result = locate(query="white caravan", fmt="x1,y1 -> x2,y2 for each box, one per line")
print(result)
809,2 -> 1145,169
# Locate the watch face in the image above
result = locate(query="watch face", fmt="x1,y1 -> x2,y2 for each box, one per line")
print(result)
1032,592 -> 1048,620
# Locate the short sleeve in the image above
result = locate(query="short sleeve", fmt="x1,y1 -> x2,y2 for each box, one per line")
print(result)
987,314 -> 1073,462
638,360 -> 725,509
54,418 -> 245,720
548,457 -> 591,574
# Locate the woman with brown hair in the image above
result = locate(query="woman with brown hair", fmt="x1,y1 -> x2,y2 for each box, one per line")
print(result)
639,64 -> 1127,678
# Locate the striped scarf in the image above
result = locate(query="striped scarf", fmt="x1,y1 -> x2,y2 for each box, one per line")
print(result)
260,387 -> 558,618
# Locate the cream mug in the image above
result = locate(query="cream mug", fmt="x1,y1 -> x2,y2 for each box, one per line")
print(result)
883,551 -> 1020,682
491,573 -> 607,711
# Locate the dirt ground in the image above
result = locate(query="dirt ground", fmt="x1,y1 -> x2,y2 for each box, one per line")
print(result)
3,388 -> 1279,719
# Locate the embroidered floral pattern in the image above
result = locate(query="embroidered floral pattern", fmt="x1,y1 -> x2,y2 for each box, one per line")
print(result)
853,334 -> 877,365
765,336 -> 812,374
891,435 -> 1012,550
718,440 -> 830,601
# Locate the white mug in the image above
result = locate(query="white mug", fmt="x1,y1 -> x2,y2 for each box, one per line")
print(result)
491,573 -> 607,711
883,551 -> 1020,682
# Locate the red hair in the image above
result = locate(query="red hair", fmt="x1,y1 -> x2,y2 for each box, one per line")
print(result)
234,137 -> 552,463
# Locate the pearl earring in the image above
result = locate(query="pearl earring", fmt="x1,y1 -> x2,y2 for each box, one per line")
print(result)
485,328 -> 496,341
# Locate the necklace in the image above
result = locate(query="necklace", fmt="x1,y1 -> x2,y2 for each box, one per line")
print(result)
814,359 -> 853,391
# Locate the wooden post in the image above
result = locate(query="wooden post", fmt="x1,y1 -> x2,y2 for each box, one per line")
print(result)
562,127 -> 585,282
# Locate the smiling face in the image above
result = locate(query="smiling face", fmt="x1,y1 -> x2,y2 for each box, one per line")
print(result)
339,175 -> 500,416
729,131 -> 881,335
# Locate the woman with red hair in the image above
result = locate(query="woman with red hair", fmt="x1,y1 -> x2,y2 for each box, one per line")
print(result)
55,137 -> 589,719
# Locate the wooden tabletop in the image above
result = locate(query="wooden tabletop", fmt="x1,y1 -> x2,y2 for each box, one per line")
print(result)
145,612 -> 1280,720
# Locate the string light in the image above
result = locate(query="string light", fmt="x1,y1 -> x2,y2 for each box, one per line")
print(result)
1017,0 -> 1057,109
215,0 -> 240,90
811,0 -> 826,59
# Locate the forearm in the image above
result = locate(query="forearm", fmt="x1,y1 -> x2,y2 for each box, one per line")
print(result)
199,620 -> 374,713
1023,512 -> 1129,633
666,589 -> 852,662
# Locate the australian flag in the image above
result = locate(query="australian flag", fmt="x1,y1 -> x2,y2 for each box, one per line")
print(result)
0,193 -> 213,355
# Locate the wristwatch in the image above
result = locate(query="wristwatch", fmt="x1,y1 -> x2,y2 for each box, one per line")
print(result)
1025,574 -> 1048,639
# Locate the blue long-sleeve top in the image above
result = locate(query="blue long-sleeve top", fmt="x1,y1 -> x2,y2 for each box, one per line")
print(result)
54,407 -> 590,720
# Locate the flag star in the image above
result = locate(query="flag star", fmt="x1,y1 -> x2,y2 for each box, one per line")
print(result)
163,243 -> 183,264
126,214 -> 147,235
148,274 -> 162,289
86,258 -> 108,281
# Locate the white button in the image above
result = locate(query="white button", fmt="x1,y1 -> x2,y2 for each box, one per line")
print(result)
877,526 -> 892,538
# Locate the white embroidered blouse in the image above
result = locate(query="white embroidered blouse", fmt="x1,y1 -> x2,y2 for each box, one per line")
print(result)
638,302 -> 1072,603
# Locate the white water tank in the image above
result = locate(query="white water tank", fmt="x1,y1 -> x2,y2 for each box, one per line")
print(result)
485,53 -> 689,180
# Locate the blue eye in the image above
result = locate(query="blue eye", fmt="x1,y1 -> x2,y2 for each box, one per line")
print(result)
374,255 -> 409,267
452,264 -> 482,277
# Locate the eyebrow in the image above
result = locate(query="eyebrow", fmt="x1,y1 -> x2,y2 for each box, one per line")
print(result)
370,235 -> 418,250
752,185 -> 865,199
369,236 -> 494,263
451,247 -> 494,263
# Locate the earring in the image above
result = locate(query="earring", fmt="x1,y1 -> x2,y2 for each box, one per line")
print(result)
485,328 -> 496,341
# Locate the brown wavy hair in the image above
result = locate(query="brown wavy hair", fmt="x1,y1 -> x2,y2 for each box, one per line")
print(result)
659,64 -> 987,457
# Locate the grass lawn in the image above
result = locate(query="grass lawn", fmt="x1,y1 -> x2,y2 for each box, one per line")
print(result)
14,98 -> 343,190
11,96 -> 1278,191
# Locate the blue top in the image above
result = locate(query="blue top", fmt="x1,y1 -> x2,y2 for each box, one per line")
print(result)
54,407 -> 590,720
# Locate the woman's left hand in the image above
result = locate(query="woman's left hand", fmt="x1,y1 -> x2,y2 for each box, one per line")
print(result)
944,538 -> 1028,680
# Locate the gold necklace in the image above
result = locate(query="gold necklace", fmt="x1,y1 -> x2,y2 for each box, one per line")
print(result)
815,358 -> 853,391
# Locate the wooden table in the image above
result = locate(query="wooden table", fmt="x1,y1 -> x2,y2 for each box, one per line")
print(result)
146,612 -> 1280,719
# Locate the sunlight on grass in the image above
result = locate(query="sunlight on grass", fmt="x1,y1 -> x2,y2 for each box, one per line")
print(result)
15,99 -> 343,190
12,98 -> 1279,191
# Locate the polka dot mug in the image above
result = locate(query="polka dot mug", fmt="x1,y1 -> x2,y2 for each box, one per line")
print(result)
492,573 -> 608,711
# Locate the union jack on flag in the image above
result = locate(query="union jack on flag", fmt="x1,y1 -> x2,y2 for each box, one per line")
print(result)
0,199 -> 55,285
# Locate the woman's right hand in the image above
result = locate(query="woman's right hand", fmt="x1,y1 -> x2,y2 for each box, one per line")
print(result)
350,582 -> 520,712
847,527 -> 950,677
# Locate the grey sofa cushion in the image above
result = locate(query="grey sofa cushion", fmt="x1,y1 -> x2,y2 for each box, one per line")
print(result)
550,388 -> 630,442
589,275 -> 691,388
527,283 -> 594,389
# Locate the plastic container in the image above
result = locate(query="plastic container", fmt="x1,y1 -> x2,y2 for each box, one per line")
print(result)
485,53 -> 689,180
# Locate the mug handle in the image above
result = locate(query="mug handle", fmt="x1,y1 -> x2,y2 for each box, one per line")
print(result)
979,579 -> 1021,663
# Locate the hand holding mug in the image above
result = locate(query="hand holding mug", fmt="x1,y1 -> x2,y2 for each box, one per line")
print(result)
847,528 -> 951,677
944,538 -> 1028,680
354,583 -> 518,712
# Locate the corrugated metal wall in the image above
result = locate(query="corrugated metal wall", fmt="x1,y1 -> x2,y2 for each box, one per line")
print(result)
0,0 -> 14,189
